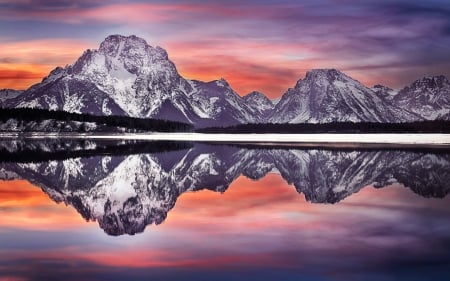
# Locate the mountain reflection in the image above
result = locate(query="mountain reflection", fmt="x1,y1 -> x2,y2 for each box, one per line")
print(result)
0,139 -> 449,236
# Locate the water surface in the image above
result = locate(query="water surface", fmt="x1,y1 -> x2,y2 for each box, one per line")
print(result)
0,139 -> 449,280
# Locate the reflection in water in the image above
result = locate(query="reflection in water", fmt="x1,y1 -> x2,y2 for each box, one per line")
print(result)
0,139 -> 449,235
0,139 -> 449,281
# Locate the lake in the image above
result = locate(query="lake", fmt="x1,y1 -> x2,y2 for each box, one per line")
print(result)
0,138 -> 449,281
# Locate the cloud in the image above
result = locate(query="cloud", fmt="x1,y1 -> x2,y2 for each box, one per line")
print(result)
1,0 -> 450,91
0,39 -> 91,89
0,180 -> 90,230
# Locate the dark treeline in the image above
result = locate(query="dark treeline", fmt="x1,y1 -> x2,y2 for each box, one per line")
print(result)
0,107 -> 194,132
0,139 -> 193,163
197,121 -> 450,134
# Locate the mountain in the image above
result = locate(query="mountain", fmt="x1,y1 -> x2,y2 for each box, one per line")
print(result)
393,76 -> 450,121
188,79 -> 261,126
1,35 -> 261,127
243,91 -> 275,117
1,34 -> 448,126
268,69 -> 420,123
0,89 -> 23,103
1,140 -> 449,235
371,84 -> 397,101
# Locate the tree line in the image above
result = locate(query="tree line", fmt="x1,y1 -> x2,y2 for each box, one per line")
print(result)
0,107 -> 194,132
196,120 -> 450,133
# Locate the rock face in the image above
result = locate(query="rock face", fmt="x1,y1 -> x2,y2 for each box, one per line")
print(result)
1,141 -> 449,236
243,91 -> 275,117
393,76 -> 450,120
372,84 -> 397,101
1,35 -> 448,127
268,69 -> 419,123
1,35 -> 259,127
0,89 -> 23,102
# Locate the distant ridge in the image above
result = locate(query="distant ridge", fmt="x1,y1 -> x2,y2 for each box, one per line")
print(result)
1,35 -> 449,127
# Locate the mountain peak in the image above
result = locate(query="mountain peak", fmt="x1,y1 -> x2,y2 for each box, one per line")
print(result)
4,34 -> 449,125
393,75 -> 450,120
243,91 -> 275,115
372,84 -> 397,100
243,91 -> 267,99
99,34 -> 148,54
305,68 -> 345,79
243,90 -> 272,105
296,68 -> 350,88
216,78 -> 230,87
411,75 -> 449,89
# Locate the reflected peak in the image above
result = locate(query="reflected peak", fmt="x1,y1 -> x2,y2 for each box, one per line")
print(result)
1,140 -> 449,235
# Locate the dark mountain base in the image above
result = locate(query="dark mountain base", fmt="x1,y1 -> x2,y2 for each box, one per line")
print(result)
197,121 -> 450,134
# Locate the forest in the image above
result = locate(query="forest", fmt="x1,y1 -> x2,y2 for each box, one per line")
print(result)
1,107 -> 449,133
0,107 -> 194,132
197,120 -> 450,133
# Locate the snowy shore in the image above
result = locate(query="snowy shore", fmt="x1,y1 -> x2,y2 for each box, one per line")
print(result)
1,133 -> 449,146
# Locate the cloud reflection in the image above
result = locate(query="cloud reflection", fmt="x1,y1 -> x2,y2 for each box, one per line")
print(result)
0,180 -> 91,230
0,175 -> 449,280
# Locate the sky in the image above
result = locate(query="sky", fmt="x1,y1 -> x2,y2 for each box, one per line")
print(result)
1,0 -> 450,98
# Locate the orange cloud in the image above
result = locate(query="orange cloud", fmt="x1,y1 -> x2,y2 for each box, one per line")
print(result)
165,174 -> 319,230
166,40 -> 317,97
0,39 -> 91,89
0,180 -> 92,230
0,66 -> 49,89
0,3 -> 210,25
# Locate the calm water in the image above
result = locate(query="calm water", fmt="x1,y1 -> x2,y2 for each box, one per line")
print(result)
0,139 -> 449,281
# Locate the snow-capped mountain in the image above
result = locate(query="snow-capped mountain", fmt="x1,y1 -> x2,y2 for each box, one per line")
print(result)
243,91 -> 275,117
1,141 -> 449,235
1,35 -> 260,127
188,79 -> 262,126
1,34 -> 448,126
372,84 -> 397,101
393,76 -> 450,120
268,69 -> 419,123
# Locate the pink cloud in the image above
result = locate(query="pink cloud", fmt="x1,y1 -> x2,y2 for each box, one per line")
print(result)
0,180 -> 93,230
0,3 -> 232,25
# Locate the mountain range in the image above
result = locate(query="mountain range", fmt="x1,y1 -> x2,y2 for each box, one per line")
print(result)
1,34 -> 449,127
0,140 -> 449,235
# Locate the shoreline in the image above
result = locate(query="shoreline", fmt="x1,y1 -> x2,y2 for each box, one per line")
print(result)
0,132 -> 449,147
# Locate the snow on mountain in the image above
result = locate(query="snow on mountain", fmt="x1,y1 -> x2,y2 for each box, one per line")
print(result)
0,89 -> 23,103
70,35 -> 195,118
1,35 -> 261,127
243,91 -> 275,117
189,79 -> 262,126
270,97 -> 282,105
371,84 -> 398,101
1,35 -> 448,126
393,75 -> 450,120
269,69 -> 417,123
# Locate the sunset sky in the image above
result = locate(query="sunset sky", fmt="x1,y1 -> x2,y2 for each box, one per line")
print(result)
1,0 -> 450,98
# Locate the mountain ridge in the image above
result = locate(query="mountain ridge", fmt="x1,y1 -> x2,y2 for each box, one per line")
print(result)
1,34 -> 449,127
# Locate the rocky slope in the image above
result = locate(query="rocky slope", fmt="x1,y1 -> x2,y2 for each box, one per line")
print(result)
268,69 -> 421,123
393,76 -> 450,120
1,35 -> 258,127
243,91 -> 275,117
1,35 -> 448,127
0,89 -> 23,102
